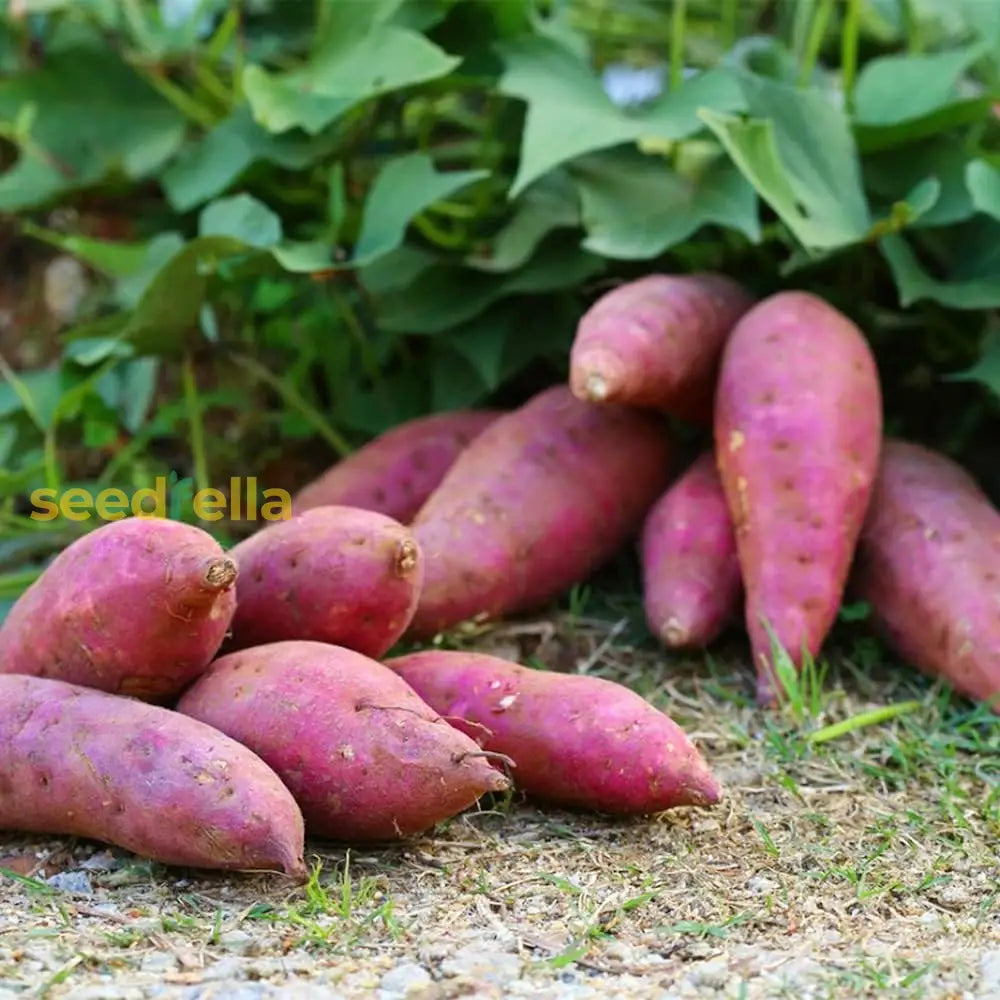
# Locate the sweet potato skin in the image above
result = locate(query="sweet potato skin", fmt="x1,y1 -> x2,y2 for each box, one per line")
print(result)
0,517 -> 237,702
0,675 -> 306,876
383,650 -> 721,815
713,291 -> 882,704
641,451 -> 742,649
224,506 -> 423,658
175,641 -> 510,841
570,273 -> 754,423
852,439 -> 1000,710
408,386 -> 673,637
292,410 -> 502,523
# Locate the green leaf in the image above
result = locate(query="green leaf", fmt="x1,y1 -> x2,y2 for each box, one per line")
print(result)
269,240 -> 336,273
199,194 -> 284,248
853,46 -> 985,127
465,171 -> 580,273
21,222 -> 152,278
966,159 -> 1000,222
863,142 -> 976,228
880,232 -> 1000,308
0,44 -> 185,209
353,153 -> 487,264
498,35 -> 745,197
122,236 -> 252,354
700,74 -> 871,252
159,107 -> 339,211
373,236 -> 604,334
946,326 -> 1000,397
242,1 -> 460,135
570,146 -> 759,260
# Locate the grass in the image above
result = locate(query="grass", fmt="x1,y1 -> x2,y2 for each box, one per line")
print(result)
0,608 -> 997,999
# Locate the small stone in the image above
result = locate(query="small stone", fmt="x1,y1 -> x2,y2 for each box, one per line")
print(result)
140,952 -> 178,974
746,876 -> 778,895
43,255 -> 89,324
45,871 -> 93,895
440,945 -> 521,988
218,929 -> 257,954
980,951 -> 1000,992
380,961 -> 432,999
200,957 -> 247,982
688,958 -> 730,990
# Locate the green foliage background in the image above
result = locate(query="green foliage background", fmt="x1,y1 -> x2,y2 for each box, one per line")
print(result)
1,0 -> 999,606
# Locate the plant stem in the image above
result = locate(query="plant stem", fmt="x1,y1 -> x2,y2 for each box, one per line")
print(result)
721,0 -> 738,49
229,353 -> 353,457
841,0 -> 862,113
181,352 -> 210,503
670,0 -> 687,92
808,701 -> 923,745
798,0 -> 834,87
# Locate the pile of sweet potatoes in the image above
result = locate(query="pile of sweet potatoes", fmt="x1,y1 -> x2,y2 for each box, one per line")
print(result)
1,265 -> 996,877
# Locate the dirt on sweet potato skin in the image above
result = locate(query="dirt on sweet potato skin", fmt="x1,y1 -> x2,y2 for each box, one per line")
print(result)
0,517 -> 237,702
224,506 -> 423,658
176,640 -> 510,842
0,675 -> 306,877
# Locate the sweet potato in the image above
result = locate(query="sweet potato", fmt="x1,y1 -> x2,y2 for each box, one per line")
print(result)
175,641 -> 510,841
408,385 -> 673,637
713,291 -> 883,704
569,273 -> 754,423
384,650 -> 721,814
0,516 -> 236,701
0,674 -> 306,876
641,451 -> 742,648
292,410 -> 502,522
852,439 -> 1000,711
224,506 -> 422,658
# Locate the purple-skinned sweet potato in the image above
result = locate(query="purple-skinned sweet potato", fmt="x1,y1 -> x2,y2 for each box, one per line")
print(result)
224,506 -> 422,658
0,674 -> 306,876
175,641 -> 510,841
407,385 -> 673,637
641,451 -> 742,649
291,410 -> 502,523
383,650 -> 721,814
570,273 -> 754,423
0,516 -> 237,702
851,439 -> 1000,711
713,291 -> 883,705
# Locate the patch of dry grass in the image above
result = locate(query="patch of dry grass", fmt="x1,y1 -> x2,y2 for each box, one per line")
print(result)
1,606 -> 999,999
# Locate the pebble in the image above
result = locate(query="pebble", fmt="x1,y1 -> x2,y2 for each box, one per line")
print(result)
980,951 -> 1000,995
686,958 -> 730,990
218,929 -> 257,954
440,945 -> 522,988
140,952 -> 178,974
379,961 -> 432,999
199,958 -> 247,983
43,255 -> 89,323
46,871 -> 93,895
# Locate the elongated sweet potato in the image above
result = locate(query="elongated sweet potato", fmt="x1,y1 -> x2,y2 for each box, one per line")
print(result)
852,439 -> 1000,710
224,506 -> 422,658
292,410 -> 502,523
384,650 -> 721,814
0,674 -> 306,876
0,516 -> 236,701
714,291 -> 883,704
641,451 -> 742,649
176,641 -> 510,841
408,385 -> 673,637
570,273 -> 754,423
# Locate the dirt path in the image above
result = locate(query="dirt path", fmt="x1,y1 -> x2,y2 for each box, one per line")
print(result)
1,623 -> 998,1000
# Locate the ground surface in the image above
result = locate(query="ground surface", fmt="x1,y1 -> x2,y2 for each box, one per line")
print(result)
1,614 -> 999,1000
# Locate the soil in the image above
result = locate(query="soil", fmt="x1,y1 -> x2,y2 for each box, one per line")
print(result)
1,616 -> 998,1000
